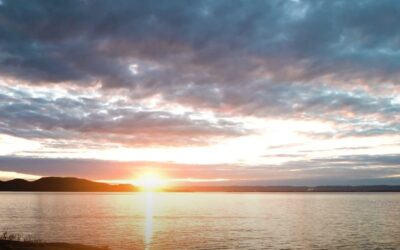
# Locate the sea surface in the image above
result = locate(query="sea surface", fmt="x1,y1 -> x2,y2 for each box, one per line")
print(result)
0,192 -> 399,249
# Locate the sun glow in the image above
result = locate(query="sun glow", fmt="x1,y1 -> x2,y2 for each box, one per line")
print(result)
133,173 -> 168,191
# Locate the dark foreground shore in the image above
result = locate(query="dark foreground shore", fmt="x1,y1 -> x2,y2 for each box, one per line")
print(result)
0,240 -> 109,250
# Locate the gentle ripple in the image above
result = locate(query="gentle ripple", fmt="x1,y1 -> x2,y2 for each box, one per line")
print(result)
0,192 -> 399,249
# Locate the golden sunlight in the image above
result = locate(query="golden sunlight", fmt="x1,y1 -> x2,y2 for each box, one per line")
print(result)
133,173 -> 168,191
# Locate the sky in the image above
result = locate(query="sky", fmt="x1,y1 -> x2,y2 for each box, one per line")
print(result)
0,0 -> 399,185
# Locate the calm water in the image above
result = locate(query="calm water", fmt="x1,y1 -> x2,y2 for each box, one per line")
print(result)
0,192 -> 399,249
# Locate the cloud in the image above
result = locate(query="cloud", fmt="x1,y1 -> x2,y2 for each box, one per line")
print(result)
0,85 -> 250,147
0,1 -> 398,127
1,0 -> 400,86
312,154 -> 400,166
0,0 -> 399,183
0,156 -> 243,180
0,154 -> 399,185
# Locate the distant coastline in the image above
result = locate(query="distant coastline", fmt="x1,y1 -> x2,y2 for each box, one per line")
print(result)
1,177 -> 400,192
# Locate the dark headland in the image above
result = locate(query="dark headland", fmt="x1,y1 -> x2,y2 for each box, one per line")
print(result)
0,177 -> 400,192
0,177 -> 136,192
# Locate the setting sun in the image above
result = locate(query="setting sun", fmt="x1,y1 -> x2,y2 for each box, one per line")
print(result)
133,173 -> 168,191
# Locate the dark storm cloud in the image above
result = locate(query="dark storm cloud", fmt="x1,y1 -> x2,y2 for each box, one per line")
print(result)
0,87 -> 250,147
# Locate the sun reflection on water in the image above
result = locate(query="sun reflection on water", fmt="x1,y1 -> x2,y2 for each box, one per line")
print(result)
144,192 -> 154,250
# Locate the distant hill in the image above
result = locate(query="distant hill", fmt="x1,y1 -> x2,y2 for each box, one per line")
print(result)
0,177 -> 137,192
0,177 -> 400,192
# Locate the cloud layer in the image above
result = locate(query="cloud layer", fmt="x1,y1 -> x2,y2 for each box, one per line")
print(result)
2,0 -> 400,86
0,85 -> 250,147
0,0 -> 399,184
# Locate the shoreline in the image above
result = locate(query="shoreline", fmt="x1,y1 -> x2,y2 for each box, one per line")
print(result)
1,188 -> 400,192
0,240 -> 109,250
